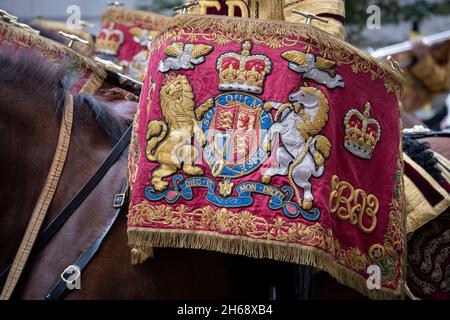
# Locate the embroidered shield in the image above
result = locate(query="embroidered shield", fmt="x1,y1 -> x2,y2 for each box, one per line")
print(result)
203,93 -> 270,179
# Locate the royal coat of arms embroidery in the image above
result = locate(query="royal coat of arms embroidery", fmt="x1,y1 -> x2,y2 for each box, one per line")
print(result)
127,15 -> 405,300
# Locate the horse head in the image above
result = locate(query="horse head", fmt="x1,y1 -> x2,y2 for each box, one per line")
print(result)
288,86 -> 319,110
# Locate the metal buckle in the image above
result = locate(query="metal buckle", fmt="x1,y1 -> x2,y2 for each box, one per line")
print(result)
113,193 -> 125,208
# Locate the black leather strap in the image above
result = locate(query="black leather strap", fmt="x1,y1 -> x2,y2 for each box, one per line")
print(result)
405,131 -> 450,139
0,125 -> 132,290
45,179 -> 128,300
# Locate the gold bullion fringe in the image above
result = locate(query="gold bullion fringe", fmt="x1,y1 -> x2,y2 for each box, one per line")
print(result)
128,228 -> 404,300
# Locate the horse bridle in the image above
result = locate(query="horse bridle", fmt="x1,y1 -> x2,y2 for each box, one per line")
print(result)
0,94 -> 132,299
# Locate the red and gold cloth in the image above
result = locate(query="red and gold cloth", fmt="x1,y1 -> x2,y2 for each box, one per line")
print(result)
0,19 -> 105,94
94,7 -> 171,82
127,15 -> 405,299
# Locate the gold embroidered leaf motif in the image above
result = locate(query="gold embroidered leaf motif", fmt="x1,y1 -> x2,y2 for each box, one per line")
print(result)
281,50 -> 307,65
164,42 -> 184,57
191,44 -> 213,59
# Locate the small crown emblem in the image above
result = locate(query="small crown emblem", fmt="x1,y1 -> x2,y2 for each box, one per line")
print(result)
343,102 -> 381,159
216,40 -> 272,94
95,23 -> 124,56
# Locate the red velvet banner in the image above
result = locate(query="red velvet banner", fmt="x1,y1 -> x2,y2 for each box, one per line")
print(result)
127,15 -> 406,299
94,7 -> 171,82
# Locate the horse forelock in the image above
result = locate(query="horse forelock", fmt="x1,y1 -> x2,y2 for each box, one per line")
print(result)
0,46 -> 76,113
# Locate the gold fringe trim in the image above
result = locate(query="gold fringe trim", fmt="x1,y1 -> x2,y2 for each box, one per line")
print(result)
163,14 -> 404,94
0,20 -> 106,93
101,7 -> 172,31
128,228 -> 403,300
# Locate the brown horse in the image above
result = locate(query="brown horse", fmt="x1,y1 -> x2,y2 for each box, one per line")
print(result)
1,46 -> 310,300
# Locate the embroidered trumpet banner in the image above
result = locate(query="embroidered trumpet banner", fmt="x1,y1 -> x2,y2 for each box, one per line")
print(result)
95,7 -> 171,82
127,15 -> 406,299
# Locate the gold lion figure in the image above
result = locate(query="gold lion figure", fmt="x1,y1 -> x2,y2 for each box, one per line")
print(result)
146,73 -> 213,191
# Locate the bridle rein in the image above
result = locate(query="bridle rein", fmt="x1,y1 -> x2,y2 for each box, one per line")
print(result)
0,94 -> 131,300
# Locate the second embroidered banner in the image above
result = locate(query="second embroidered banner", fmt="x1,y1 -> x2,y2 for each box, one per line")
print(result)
127,14 -> 405,299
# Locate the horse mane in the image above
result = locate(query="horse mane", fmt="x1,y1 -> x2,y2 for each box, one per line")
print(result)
0,46 -> 128,144
403,136 -> 444,184
296,86 -> 329,139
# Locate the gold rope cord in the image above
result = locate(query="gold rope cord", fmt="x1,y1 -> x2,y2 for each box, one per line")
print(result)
0,95 -> 74,300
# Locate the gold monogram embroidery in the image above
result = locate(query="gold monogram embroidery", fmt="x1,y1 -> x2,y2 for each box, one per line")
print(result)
328,175 -> 379,234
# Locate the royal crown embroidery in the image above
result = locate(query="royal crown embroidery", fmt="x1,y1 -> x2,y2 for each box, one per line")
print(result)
95,22 -> 125,56
343,102 -> 381,160
216,40 -> 272,94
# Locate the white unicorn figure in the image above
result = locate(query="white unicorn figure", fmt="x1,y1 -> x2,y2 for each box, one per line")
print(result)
261,86 -> 332,210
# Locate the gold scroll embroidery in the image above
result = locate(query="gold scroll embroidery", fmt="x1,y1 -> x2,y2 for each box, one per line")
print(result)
328,175 -> 379,234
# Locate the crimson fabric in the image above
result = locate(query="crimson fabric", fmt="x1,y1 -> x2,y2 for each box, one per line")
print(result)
127,15 -> 405,299
94,8 -> 171,81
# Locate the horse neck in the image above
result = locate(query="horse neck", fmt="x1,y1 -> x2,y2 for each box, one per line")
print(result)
303,103 -> 319,121
0,95 -> 115,270
0,93 -> 52,262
